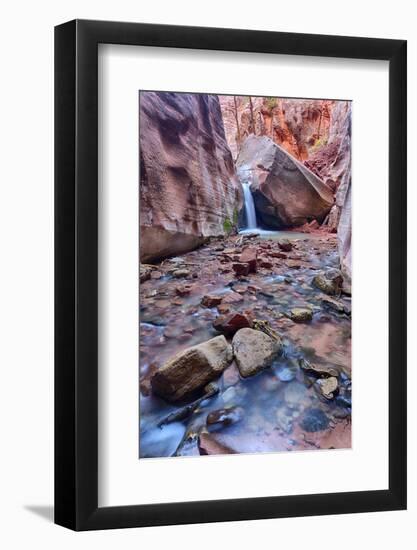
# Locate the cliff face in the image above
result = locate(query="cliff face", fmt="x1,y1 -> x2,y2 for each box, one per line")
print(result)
219,96 -> 333,161
140,92 -> 242,263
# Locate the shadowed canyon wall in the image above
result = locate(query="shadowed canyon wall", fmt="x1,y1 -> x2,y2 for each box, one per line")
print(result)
140,92 -> 242,263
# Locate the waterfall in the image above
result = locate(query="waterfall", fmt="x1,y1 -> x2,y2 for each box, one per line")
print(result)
242,182 -> 257,230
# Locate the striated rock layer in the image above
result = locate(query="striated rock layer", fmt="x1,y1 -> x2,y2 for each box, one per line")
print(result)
236,135 -> 334,228
140,92 -> 242,263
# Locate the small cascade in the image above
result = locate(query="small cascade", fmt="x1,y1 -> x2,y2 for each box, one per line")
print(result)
242,182 -> 257,230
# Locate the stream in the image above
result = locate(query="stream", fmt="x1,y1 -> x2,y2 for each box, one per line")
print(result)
139,229 -> 352,458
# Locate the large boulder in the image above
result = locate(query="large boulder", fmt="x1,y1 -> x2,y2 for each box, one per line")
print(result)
151,335 -> 233,402
232,327 -> 280,377
236,135 -> 334,228
140,92 -> 242,262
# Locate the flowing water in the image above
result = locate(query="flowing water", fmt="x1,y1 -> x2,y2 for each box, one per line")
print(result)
139,233 -> 352,458
242,182 -> 257,230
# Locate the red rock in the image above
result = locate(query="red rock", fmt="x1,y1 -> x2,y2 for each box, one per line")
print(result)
201,294 -> 223,308
198,432 -> 236,455
213,312 -> 252,335
239,247 -> 257,273
270,251 -> 288,259
222,291 -> 243,304
175,284 -> 192,296
232,262 -> 250,276
217,303 -> 231,315
259,258 -> 273,269
140,92 -> 242,263
308,219 -> 320,230
278,239 -> 293,252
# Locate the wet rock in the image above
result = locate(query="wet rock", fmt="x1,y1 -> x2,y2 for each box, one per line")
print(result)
271,251 -> 288,259
298,358 -> 339,378
198,432 -> 236,455
150,270 -> 163,280
222,291 -> 244,305
289,307 -> 313,323
232,327 -> 280,377
312,269 -> 343,295
175,284 -> 192,297
259,258 -> 274,269
278,239 -> 293,252
172,269 -> 191,279
206,406 -> 244,431
213,312 -> 251,336
140,264 -> 154,283
151,335 -> 233,402
232,262 -> 250,276
300,408 -> 329,432
321,296 -> 351,316
201,294 -> 223,308
239,247 -> 257,273
317,376 -> 338,399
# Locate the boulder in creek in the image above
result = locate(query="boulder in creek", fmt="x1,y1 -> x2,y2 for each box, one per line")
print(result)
317,376 -> 338,400
277,238 -> 293,252
151,335 -> 233,402
140,92 -> 242,263
312,268 -> 343,295
172,268 -> 191,279
201,294 -> 223,308
232,262 -> 250,276
236,135 -> 334,229
239,247 -> 257,273
198,432 -> 236,455
213,311 -> 252,336
289,307 -> 313,323
232,327 -> 281,378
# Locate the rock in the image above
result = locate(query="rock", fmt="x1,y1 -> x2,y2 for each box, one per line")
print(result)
232,262 -> 250,276
236,135 -> 333,228
172,269 -> 191,279
270,251 -> 288,259
151,335 -> 233,402
308,219 -> 320,230
278,239 -> 293,252
317,376 -> 338,399
213,312 -> 251,336
232,327 -> 280,377
298,358 -> 339,378
259,258 -> 273,269
289,307 -> 313,323
312,268 -> 343,295
175,284 -> 192,297
222,291 -> 244,305
300,408 -> 329,432
140,264 -> 154,283
150,270 -> 163,279
140,91 -> 242,263
239,247 -> 257,273
198,432 -> 236,455
206,406 -> 244,431
321,296 -> 350,315
201,294 -> 223,308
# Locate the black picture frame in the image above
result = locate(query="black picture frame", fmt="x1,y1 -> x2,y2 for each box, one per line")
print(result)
55,19 -> 407,531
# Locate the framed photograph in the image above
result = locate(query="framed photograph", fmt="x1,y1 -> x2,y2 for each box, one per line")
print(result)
55,19 -> 407,530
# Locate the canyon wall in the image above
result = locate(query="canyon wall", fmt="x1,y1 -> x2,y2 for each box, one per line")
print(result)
140,92 -> 242,263
219,96 -> 333,161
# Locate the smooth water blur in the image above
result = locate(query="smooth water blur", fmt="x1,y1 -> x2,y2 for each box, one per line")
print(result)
242,182 -> 257,229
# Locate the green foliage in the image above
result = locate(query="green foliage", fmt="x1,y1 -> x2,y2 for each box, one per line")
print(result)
223,217 -> 233,234
265,97 -> 278,110
233,208 -> 239,225
312,137 -> 328,151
